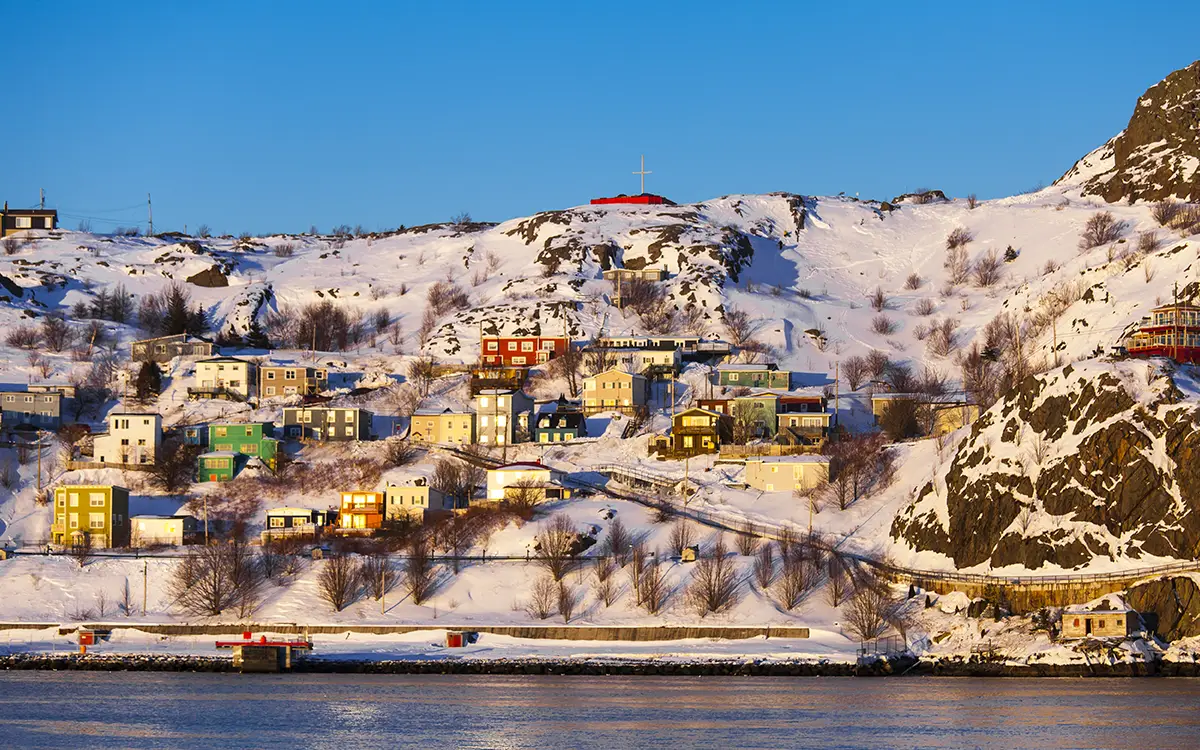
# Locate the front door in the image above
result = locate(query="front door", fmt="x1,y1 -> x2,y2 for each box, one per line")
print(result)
1085,618 -> 1093,636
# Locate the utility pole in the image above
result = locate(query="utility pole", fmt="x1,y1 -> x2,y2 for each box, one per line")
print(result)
39,188 -> 45,210
147,193 -> 153,236
381,555 -> 387,615
142,561 -> 148,616
203,495 -> 209,546
1052,317 -> 1059,367
834,361 -> 840,430
36,432 -> 42,494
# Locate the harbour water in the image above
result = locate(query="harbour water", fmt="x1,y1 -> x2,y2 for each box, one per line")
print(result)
0,672 -> 1197,749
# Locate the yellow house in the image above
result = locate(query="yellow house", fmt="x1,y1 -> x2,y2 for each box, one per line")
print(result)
1061,609 -> 1137,639
583,369 -> 648,415
744,456 -> 831,492
52,485 -> 131,548
410,408 -> 475,445
871,394 -> 981,437
486,462 -> 570,502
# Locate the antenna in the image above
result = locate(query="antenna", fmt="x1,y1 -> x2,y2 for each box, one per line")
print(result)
147,193 -> 154,236
40,188 -> 45,210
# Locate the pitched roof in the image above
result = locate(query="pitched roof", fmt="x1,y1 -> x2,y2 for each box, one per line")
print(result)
492,461 -> 552,471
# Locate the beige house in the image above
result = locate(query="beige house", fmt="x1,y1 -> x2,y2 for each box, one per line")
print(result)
93,412 -> 162,465
259,365 -> 327,398
131,515 -> 197,547
192,356 -> 255,401
871,393 -> 981,437
582,346 -> 679,375
473,389 -> 534,445
1061,610 -> 1138,639
744,456 -> 831,492
485,462 -> 570,502
583,369 -> 648,415
52,485 -> 130,548
410,408 -> 475,445
384,478 -> 460,520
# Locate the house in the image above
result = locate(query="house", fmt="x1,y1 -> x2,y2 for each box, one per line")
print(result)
582,369 -> 648,415
131,334 -> 215,363
776,395 -> 832,447
131,515 -> 198,547
1,202 -> 56,237
0,388 -> 62,430
207,422 -> 279,471
697,398 -> 732,416
469,365 -> 529,396
197,451 -> 238,482
51,485 -> 130,548
717,363 -> 790,390
258,365 -> 328,398
182,425 -> 208,447
282,406 -> 372,441
486,462 -> 570,502
337,491 -> 385,532
1061,609 -> 1138,639
473,389 -> 533,445
664,407 -> 731,457
582,345 -> 679,377
384,478 -> 461,521
602,267 -> 667,283
596,335 -> 731,359
262,507 -> 335,540
871,393 -> 980,437
744,456 -> 831,493
410,408 -> 475,445
480,335 -> 569,366
730,392 -> 781,442
190,356 -> 255,401
533,397 -> 586,443
590,193 -> 675,206
92,412 -> 162,465
28,383 -> 77,399
1125,302 -> 1200,363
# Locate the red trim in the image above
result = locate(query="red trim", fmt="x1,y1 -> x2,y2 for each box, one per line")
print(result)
590,194 -> 672,205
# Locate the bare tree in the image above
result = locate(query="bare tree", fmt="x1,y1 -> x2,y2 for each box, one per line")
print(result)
824,555 -> 849,607
526,575 -> 558,620
753,543 -> 776,589
406,356 -> 436,397
1079,211 -> 1127,251
723,305 -> 763,349
69,533 -> 93,567
318,554 -> 361,612
637,554 -> 669,614
776,526 -> 796,559
534,514 -> 578,581
118,577 -> 134,617
404,536 -> 437,605
436,514 -> 476,574
945,227 -> 974,250
549,347 -> 584,397
603,517 -> 632,566
40,315 -> 73,353
170,543 -> 264,617
735,523 -> 760,556
558,582 -> 578,623
667,518 -> 695,557
148,438 -> 201,494
774,551 -> 812,610
972,248 -> 1002,287
944,245 -> 971,285
842,355 -> 869,391
593,558 -> 619,606
843,582 -> 895,641
383,437 -> 417,467
359,550 -> 398,600
686,537 -> 741,617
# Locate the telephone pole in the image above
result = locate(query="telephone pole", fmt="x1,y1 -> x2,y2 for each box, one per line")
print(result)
147,193 -> 154,236
142,561 -> 148,616
39,188 -> 45,210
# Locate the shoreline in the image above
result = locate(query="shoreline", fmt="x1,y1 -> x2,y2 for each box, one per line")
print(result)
2,653 -> 1197,677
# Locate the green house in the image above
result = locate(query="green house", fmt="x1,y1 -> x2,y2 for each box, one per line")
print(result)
208,422 -> 279,470
716,363 -> 790,390
198,451 -> 238,482
731,392 -> 780,440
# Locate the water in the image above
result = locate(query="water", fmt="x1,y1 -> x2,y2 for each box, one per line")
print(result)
0,673 -> 1197,749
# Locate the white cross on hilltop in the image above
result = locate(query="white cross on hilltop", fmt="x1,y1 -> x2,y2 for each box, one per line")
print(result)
633,154 -> 651,195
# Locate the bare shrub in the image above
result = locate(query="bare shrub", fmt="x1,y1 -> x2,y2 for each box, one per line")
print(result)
1137,230 -> 1162,255
687,537 -> 741,617
406,355 -> 436,397
735,523 -> 760,556
603,518 -> 631,566
945,227 -> 974,250
1145,262 -> 1156,283
69,533 -> 94,567
593,559 -> 619,606
871,315 -> 897,335
526,575 -> 558,620
637,556 -> 669,614
383,438 -> 417,467
1175,205 -> 1200,235
966,194 -> 978,210
318,554 -> 361,612
274,242 -> 296,258
775,552 -> 812,610
973,248 -> 1002,287
534,514 -> 578,581
1078,211 -> 1127,251
1042,260 -> 1060,275
2,236 -> 20,255
904,273 -> 922,290
825,555 -> 849,607
913,298 -> 935,316
404,537 -> 437,605
842,355 -> 869,390
6,325 -> 39,350
869,287 -> 888,312
668,519 -> 695,557
865,349 -> 890,379
1152,199 -> 1180,226
426,280 -> 470,317
926,318 -> 958,357
944,246 -> 971,285
723,305 -> 764,349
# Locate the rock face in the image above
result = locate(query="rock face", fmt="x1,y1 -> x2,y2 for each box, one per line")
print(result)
1127,576 -> 1200,641
892,361 -> 1200,570
1057,60 -> 1200,203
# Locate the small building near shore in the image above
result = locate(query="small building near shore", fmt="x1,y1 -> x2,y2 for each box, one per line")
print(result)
1061,609 -> 1138,639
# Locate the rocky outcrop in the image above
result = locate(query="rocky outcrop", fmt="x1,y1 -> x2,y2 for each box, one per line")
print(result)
1128,576 -> 1200,641
1057,60 -> 1200,203
892,361 -> 1200,570
186,265 -> 229,287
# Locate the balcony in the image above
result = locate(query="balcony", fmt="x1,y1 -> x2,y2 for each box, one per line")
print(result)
187,386 -> 246,402
674,424 -> 717,436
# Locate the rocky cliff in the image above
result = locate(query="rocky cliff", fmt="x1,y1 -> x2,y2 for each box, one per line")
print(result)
1057,60 -> 1200,203
892,360 -> 1200,571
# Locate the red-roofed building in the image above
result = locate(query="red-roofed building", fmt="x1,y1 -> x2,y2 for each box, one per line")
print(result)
590,194 -> 675,206
1125,303 -> 1200,363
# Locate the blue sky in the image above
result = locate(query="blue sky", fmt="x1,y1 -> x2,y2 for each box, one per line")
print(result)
4,2 -> 1197,235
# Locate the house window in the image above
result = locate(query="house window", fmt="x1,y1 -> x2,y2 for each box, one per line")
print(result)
507,342 -> 517,351
345,426 -> 353,437
90,496 -> 106,507
215,427 -> 227,437
266,371 -> 276,380
521,342 -> 534,352
89,514 -> 106,529
69,493 -> 79,507
285,370 -> 296,379
69,515 -> 79,529
487,341 -> 498,351
15,216 -> 31,229
729,373 -> 738,381
513,357 -> 527,365
270,517 -> 284,528
1099,619 -> 1106,629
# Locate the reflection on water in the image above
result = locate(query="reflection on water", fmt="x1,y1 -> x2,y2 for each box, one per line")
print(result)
0,673 -> 1199,749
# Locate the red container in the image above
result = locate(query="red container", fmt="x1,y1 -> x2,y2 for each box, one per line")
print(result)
79,630 -> 95,646
445,632 -> 464,648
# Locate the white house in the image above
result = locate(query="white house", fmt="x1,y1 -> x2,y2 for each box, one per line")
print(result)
131,515 -> 196,546
485,461 -> 569,502
192,356 -> 255,401
384,478 -> 460,520
743,455 -> 831,492
93,412 -> 163,465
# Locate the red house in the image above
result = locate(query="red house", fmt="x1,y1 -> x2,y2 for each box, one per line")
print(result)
1125,303 -> 1200,363
590,194 -> 675,206
481,336 -> 570,366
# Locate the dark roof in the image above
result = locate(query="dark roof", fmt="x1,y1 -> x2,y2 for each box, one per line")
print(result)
538,411 -> 584,430
2,207 -> 57,217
